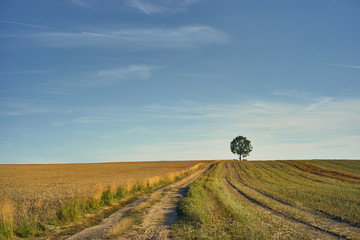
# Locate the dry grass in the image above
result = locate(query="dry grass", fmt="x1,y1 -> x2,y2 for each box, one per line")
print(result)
234,160 -> 360,224
107,217 -> 134,237
174,160 -> 360,240
149,192 -> 162,203
132,201 -> 151,213
0,198 -> 14,239
284,160 -> 360,183
0,160 -> 206,238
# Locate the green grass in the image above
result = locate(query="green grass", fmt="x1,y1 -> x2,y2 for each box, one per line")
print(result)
0,222 -> 13,240
13,218 -> 42,238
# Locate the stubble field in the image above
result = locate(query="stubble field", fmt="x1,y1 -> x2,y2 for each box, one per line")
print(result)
174,160 -> 360,239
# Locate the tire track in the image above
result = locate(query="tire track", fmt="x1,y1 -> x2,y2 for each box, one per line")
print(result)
223,162 -> 357,240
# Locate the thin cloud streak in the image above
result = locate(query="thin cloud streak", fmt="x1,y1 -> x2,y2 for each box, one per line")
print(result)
141,98 -> 360,160
23,25 -> 228,49
126,0 -> 203,15
97,65 -> 156,80
142,98 -> 360,143
330,64 -> 360,69
2,96 -> 359,161
0,20 -> 50,29
0,98 -> 49,116
126,0 -> 162,15
316,62 -> 360,69
68,0 -> 91,7
0,70 -> 51,75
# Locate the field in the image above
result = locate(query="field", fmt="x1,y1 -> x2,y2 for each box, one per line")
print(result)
0,160 -> 206,239
1,159 -> 360,240
174,160 -> 360,239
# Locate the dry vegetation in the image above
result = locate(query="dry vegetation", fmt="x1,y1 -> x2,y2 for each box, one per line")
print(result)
2,159 -> 358,239
0,160 -> 206,239
174,160 -> 360,240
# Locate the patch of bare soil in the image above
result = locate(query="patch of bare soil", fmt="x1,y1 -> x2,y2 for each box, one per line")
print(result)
64,164 -> 211,240
224,162 -> 360,240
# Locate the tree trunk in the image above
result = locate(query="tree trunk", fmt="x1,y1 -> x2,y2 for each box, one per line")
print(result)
239,154 -> 242,161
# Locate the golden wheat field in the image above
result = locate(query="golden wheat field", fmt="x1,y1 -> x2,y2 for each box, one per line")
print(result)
0,161 -> 206,227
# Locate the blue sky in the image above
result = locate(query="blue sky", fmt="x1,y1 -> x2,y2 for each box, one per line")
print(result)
0,0 -> 359,163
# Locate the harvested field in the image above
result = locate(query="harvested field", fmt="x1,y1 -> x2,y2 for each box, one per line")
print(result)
282,160 -> 360,183
0,160 -> 207,238
308,159 -> 360,176
2,159 -> 359,239
174,160 -> 360,239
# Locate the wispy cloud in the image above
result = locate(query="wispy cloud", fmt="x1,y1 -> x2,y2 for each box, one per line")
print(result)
0,20 -> 49,29
125,126 -> 152,135
22,25 -> 228,49
68,0 -> 91,7
97,65 -> 156,81
315,62 -> 360,69
74,116 -> 104,124
0,98 -> 49,116
3,95 -> 359,161
141,97 -> 360,159
126,0 -> 163,15
125,0 -> 203,15
0,70 -> 51,75
271,89 -> 312,99
145,98 -> 360,133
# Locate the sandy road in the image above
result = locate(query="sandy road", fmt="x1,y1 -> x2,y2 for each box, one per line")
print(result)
65,163 -> 212,240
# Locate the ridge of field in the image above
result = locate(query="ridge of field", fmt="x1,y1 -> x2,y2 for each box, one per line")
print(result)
174,160 -> 360,239
0,160 -> 207,239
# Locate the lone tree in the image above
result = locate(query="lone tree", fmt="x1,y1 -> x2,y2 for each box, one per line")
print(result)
230,136 -> 253,160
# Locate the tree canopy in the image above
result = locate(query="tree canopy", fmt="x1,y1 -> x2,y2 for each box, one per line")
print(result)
230,136 -> 253,160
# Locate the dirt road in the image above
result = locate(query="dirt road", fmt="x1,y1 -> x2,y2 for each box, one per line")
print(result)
65,164 -> 211,240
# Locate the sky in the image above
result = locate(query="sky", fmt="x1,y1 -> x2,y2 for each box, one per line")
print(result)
0,0 -> 359,164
